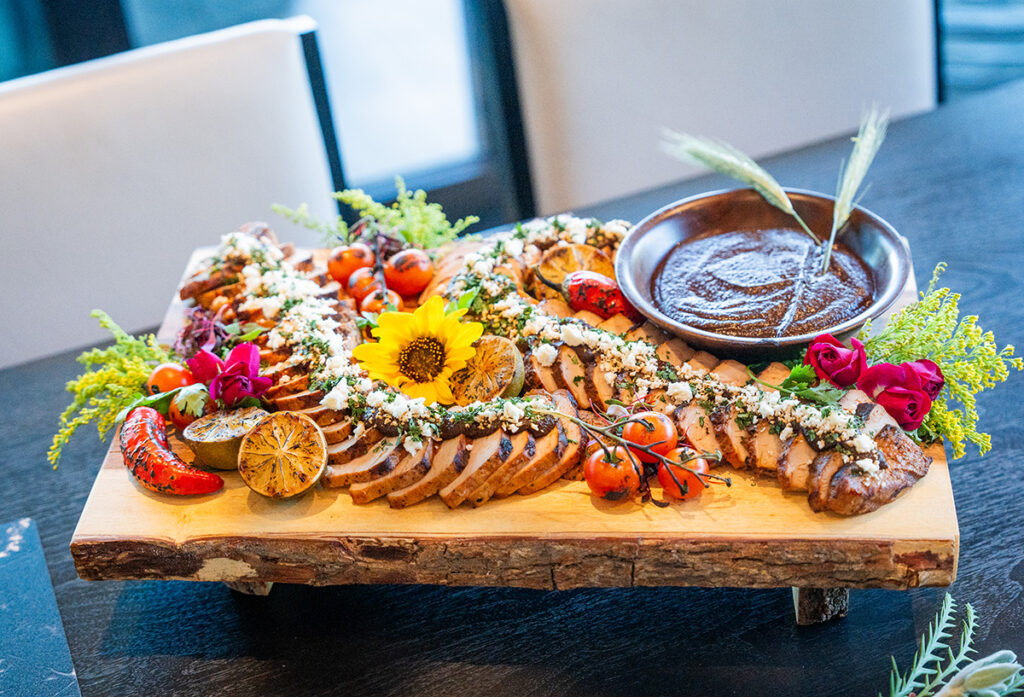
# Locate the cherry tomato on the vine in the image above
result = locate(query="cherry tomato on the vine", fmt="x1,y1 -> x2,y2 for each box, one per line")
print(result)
384,249 -> 434,296
145,363 -> 196,396
328,242 -> 375,286
360,288 -> 403,315
620,411 -> 678,463
583,446 -> 641,501
346,266 -> 382,302
657,446 -> 711,500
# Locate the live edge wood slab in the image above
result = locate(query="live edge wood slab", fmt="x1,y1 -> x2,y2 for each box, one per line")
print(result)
70,249 -> 958,624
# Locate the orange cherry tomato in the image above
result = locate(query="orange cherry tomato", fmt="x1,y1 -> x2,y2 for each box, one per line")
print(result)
346,267 -> 382,302
360,288 -> 403,314
657,446 -> 711,500
620,411 -> 678,463
328,242 -> 375,286
583,446 -> 641,501
384,249 -> 434,296
145,363 -> 197,396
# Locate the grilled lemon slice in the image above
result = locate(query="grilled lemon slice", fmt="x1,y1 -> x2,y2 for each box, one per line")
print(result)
237,411 -> 327,498
450,335 -> 525,406
181,406 -> 269,470
532,243 -> 614,300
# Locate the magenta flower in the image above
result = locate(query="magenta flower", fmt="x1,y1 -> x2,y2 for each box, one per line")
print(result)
858,362 -> 934,431
186,343 -> 271,407
803,333 -> 868,388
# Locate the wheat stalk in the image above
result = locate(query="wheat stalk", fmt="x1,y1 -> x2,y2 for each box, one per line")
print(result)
820,105 -> 889,273
661,129 -> 817,241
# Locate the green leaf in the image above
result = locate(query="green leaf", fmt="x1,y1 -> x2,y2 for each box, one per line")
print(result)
457,286 -> 480,311
114,389 -> 178,424
172,383 -> 210,417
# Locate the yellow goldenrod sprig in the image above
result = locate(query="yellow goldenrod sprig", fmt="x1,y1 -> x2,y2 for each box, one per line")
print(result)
860,263 -> 1023,458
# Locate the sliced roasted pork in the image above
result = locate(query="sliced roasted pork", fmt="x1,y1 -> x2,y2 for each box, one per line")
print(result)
273,388 -> 327,411
440,430 -> 524,507
597,314 -> 635,335
524,351 -> 561,393
517,391 -> 586,494
822,425 -> 932,515
349,440 -> 434,504
321,419 -> 354,445
555,345 -> 591,409
322,437 -> 400,487
749,362 -> 791,472
327,427 -> 384,466
388,435 -> 469,509
656,338 -> 695,366
466,432 -> 538,507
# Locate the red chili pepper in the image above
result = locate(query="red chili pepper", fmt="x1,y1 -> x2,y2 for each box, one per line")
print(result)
119,406 -> 224,495
535,268 -> 645,322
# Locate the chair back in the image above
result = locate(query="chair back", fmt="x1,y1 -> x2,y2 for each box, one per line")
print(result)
503,0 -> 938,214
0,17 -> 339,367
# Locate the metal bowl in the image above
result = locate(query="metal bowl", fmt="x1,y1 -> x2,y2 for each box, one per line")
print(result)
614,188 -> 911,360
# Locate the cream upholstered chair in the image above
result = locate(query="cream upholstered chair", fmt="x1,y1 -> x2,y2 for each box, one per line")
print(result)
0,17 -> 340,368
503,0 -> 939,214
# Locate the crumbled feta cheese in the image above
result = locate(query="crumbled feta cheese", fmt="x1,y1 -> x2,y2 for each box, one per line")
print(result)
852,433 -> 874,453
534,343 -> 558,367
561,324 -> 586,347
666,381 -> 693,404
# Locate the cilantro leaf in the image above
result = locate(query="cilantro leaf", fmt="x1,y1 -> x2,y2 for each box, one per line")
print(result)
173,383 -> 211,417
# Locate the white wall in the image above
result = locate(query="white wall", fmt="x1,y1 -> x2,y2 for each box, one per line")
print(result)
506,0 -> 938,214
0,19 -> 337,368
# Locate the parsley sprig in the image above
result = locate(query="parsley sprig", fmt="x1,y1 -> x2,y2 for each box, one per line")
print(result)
747,363 -> 845,407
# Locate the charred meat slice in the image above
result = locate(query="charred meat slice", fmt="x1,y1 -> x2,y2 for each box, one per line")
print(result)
524,351 -> 561,393
349,440 -> 434,504
388,435 -> 469,508
749,363 -> 791,472
321,419 -> 354,445
573,309 -> 604,326
823,425 -> 933,515
777,433 -> 816,491
537,298 -> 574,318
555,345 -> 591,409
272,389 -> 326,411
439,430 -> 511,507
674,402 -> 720,460
466,432 -> 537,507
626,322 -> 670,345
656,338 -> 695,367
293,405 -> 348,427
322,437 -> 400,488
327,427 -> 384,466
517,391 -> 586,494
597,313 -> 635,335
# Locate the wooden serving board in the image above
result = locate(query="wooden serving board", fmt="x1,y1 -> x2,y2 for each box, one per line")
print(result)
71,249 -> 958,595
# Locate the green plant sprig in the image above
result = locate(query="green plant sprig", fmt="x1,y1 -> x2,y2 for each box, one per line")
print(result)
274,176 -> 478,250
882,594 -> 1022,697
860,263 -> 1023,459
48,311 -> 172,467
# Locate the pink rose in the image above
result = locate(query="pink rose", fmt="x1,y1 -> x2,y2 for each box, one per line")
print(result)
186,343 -> 271,407
857,362 -> 933,431
804,334 -> 868,388
904,359 -> 944,400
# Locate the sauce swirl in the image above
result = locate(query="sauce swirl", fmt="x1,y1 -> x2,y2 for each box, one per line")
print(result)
651,228 -> 874,338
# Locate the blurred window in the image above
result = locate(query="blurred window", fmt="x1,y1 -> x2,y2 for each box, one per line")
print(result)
940,0 -> 1024,99
121,0 -> 482,189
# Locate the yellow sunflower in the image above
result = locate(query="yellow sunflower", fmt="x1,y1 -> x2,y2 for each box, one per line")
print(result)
351,295 -> 483,405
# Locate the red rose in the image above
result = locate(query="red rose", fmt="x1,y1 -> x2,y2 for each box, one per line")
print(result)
186,342 -> 271,408
803,334 -> 867,388
857,362 -> 933,431
904,359 -> 944,400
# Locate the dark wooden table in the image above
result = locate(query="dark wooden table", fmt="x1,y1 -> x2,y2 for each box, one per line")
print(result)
5,81 -> 1024,697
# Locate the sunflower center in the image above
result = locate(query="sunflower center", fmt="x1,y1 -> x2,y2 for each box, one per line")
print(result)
397,336 -> 446,383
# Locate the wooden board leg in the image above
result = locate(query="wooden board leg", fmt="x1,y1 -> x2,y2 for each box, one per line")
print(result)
792,587 -> 849,625
224,580 -> 274,596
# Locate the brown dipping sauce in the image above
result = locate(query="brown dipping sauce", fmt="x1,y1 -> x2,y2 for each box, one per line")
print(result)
651,228 -> 875,339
